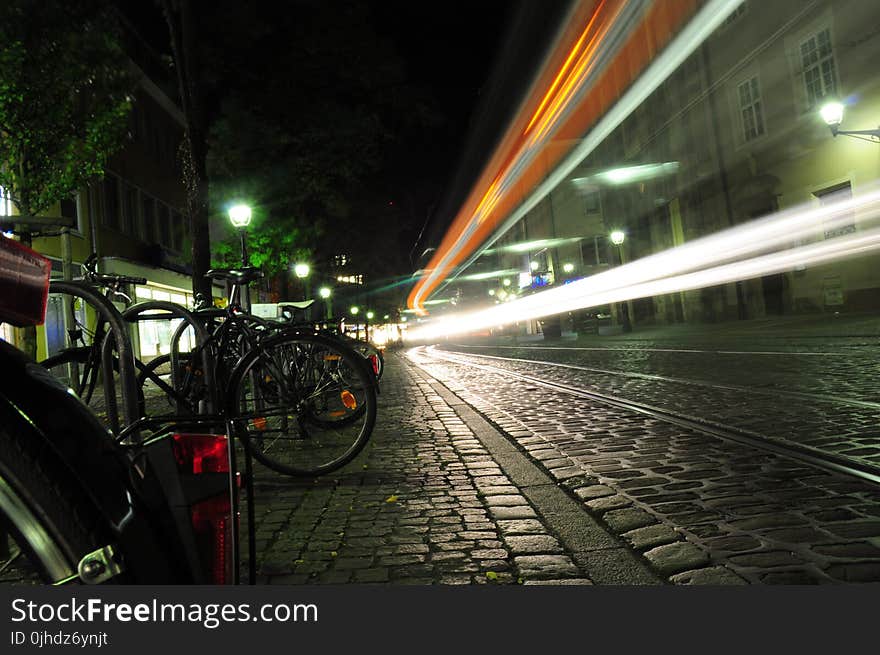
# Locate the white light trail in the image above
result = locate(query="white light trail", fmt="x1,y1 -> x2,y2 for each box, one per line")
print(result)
407,190 -> 880,341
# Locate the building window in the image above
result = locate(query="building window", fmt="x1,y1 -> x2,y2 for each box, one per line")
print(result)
59,193 -> 82,232
122,184 -> 138,236
801,28 -> 837,108
157,203 -> 171,247
102,175 -> 120,229
1,185 -> 14,217
814,181 -> 855,239
141,195 -> 155,243
738,76 -> 765,142
581,235 -> 609,266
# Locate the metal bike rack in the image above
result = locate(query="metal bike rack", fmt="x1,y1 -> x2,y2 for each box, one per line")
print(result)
49,280 -> 141,441
122,301 -> 217,415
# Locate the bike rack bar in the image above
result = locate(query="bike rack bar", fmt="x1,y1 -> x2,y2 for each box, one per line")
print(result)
123,301 -> 216,415
50,280 -> 141,441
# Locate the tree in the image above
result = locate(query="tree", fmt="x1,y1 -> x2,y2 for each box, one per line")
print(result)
0,0 -> 133,357
0,0 -> 133,219
159,0 -> 213,300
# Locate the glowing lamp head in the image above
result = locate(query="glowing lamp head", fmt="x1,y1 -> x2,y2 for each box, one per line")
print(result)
366,311 -> 374,320
228,204 -> 252,228
820,101 -> 844,127
294,263 -> 310,278
563,263 -> 575,273
610,230 -> 626,246
318,286 -> 331,299
350,306 -> 359,315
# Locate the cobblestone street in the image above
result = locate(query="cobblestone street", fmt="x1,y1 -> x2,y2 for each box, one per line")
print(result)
247,352 -> 636,585
246,343 -> 880,585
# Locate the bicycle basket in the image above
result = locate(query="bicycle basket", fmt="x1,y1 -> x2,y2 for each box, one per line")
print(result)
0,234 -> 51,327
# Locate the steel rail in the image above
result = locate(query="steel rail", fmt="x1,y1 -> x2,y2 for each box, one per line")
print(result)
443,345 -> 880,410
420,346 -> 880,486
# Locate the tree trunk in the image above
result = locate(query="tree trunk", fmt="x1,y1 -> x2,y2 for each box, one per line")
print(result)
162,0 -> 212,301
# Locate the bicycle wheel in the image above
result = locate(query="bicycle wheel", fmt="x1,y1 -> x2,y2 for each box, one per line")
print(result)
226,332 -> 377,476
0,422 -> 123,584
137,353 -> 204,416
41,347 -> 99,401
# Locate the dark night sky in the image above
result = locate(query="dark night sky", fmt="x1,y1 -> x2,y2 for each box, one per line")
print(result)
117,1 -> 571,279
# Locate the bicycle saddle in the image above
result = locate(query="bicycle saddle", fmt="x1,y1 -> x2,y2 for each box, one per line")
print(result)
204,267 -> 264,285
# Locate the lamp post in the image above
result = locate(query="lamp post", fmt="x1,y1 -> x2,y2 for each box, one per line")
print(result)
228,204 -> 252,310
228,204 -> 252,266
318,286 -> 332,320
609,230 -> 632,333
350,305 -> 360,340
820,101 -> 880,140
294,261 -> 311,298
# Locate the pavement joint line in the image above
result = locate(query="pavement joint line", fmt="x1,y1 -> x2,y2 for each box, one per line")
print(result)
406,356 -> 662,585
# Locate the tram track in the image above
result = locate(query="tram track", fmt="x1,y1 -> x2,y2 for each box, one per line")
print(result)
420,345 -> 880,487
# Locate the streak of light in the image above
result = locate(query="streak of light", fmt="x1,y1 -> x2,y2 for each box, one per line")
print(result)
409,0 -> 745,313
406,190 -> 880,341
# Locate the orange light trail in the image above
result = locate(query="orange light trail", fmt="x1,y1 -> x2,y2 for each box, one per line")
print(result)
407,0 -> 704,315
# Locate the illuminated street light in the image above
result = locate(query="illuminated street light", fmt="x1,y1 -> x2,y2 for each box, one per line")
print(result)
294,262 -> 310,278
820,101 -> 880,140
366,311 -> 374,320
228,204 -> 252,267
350,306 -> 359,315
563,262 -> 575,273
610,230 -> 626,246
318,286 -> 331,299
228,204 -> 252,228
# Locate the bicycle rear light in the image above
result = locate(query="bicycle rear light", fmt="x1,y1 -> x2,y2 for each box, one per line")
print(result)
0,235 -> 51,327
368,354 -> 380,376
172,433 -> 230,474
190,495 -> 233,585
171,433 -> 235,584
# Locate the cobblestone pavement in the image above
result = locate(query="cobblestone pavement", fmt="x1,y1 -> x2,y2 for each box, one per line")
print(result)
244,352 -> 602,585
409,346 -> 880,584
442,340 -> 880,468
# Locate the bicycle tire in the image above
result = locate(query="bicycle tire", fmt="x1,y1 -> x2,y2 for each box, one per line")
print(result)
137,352 -> 204,416
226,331 -> 377,477
0,422 -> 125,584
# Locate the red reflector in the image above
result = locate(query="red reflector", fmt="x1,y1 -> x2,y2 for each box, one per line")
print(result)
0,235 -> 51,327
190,495 -> 233,584
368,354 -> 379,375
172,433 -> 229,474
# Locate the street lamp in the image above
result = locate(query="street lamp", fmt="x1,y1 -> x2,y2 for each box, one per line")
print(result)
228,204 -> 252,266
820,101 -> 880,140
366,311 -> 374,320
350,306 -> 359,316
609,230 -> 630,332
294,262 -> 311,301
563,262 -> 575,274
318,286 -> 332,320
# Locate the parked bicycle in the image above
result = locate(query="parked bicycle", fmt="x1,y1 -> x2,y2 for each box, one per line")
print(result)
0,236 -> 239,585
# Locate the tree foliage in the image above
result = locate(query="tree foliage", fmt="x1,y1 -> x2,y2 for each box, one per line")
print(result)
203,0 -> 433,282
0,0 -> 134,216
